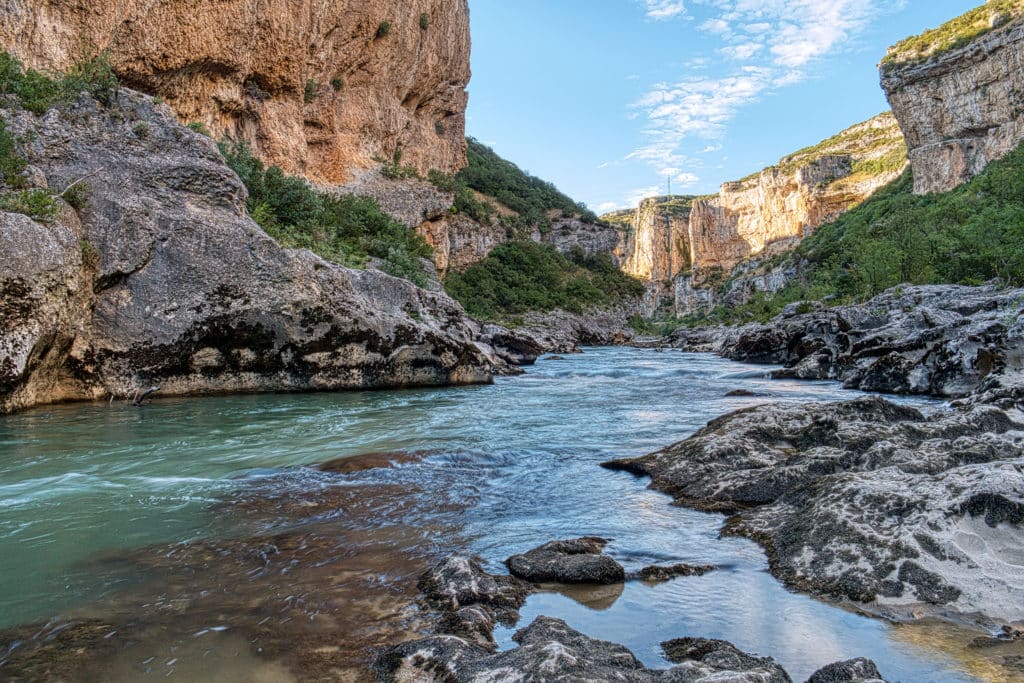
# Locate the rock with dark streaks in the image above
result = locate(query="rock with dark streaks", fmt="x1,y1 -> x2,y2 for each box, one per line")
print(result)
506,537 -> 626,585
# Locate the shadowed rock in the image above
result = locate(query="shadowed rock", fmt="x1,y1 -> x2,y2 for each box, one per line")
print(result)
418,556 -> 530,612
635,563 -> 717,583
661,637 -> 792,682
506,537 -> 626,585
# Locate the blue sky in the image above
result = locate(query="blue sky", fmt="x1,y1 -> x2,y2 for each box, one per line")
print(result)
465,0 -> 980,213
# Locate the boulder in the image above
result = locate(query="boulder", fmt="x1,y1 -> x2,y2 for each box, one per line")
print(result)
506,537 -> 626,585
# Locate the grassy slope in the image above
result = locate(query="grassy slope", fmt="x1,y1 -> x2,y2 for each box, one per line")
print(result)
686,139 -> 1024,325
883,0 -> 1024,67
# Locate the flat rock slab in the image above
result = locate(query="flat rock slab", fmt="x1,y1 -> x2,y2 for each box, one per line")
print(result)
635,563 -> 717,583
506,537 -> 626,585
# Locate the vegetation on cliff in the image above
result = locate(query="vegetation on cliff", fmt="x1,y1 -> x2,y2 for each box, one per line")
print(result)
431,138 -> 600,232
882,0 -> 1024,67
688,139 -> 1024,325
445,241 -> 644,320
221,143 -> 433,286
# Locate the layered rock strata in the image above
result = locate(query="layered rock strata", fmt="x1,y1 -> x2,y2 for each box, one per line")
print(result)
1,0 -> 471,183
882,7 -> 1024,194
0,89 -> 499,414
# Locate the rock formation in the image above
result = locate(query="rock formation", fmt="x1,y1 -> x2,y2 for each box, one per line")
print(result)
606,113 -> 906,317
666,283 -> 1024,399
882,3 -> 1024,194
604,396 -> 1024,623
0,0 -> 471,183
0,88 -> 500,415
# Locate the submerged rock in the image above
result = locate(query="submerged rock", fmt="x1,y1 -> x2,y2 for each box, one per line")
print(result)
418,556 -> 530,613
604,397 -> 1024,621
635,563 -> 717,583
506,537 -> 626,585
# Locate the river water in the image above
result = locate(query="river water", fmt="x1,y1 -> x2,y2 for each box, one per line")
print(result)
0,348 -> 1018,681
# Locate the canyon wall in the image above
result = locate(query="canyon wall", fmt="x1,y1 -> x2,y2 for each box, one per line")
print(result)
0,0 -> 471,183
607,113 -> 906,316
689,113 -> 905,273
882,8 -> 1024,195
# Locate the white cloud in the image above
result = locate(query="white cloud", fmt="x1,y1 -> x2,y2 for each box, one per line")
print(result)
644,0 -> 686,20
627,0 -> 894,179
626,185 -> 663,206
675,172 -> 700,186
597,201 -> 621,213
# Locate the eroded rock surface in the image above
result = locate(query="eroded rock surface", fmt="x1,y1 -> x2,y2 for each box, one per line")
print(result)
668,283 -> 1024,399
506,537 -> 626,585
0,89 -> 500,414
604,396 -> 1024,621
882,12 -> 1024,194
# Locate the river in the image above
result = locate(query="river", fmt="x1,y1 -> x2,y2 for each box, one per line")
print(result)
0,348 -> 1014,681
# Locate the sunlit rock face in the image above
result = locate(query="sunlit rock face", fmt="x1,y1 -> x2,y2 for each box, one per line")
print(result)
882,11 -> 1024,195
1,0 -> 471,183
688,113 -> 905,272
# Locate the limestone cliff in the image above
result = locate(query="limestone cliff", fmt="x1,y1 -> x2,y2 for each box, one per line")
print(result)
0,89 -> 498,415
0,0 -> 471,183
604,113 -> 905,316
882,2 -> 1024,194
688,113 -> 905,272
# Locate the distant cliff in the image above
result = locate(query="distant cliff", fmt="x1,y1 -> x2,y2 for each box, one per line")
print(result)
604,113 -> 906,316
882,1 -> 1024,194
0,0 -> 471,183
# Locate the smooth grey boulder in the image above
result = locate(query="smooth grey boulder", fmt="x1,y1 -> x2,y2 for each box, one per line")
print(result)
506,537 -> 626,585
1,88 -> 502,414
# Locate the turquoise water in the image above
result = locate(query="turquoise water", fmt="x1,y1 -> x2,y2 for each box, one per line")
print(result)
0,348 -> 1001,681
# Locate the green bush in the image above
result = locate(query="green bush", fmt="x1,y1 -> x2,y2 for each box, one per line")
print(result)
220,141 -> 433,287
420,13 -> 431,30
376,21 -> 392,39
445,241 -> 645,320
330,76 -> 344,92
451,138 -> 599,225
187,121 -> 213,137
0,188 -> 60,221
0,51 -> 118,115
0,119 -> 26,187
303,79 -> 318,103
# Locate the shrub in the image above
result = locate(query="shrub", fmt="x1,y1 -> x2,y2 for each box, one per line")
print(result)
330,76 -> 344,92
219,141 -> 433,286
303,79 -> 319,103
0,119 -> 27,187
61,181 -> 91,211
187,121 -> 213,137
376,21 -> 392,38
419,13 -> 430,30
445,241 -> 644,320
0,188 -> 60,221
0,51 -> 118,115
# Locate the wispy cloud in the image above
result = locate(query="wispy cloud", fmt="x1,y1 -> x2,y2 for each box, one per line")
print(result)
643,0 -> 687,20
628,0 -> 895,180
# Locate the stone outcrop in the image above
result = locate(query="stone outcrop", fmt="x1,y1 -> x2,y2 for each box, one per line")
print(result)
604,396 -> 1024,623
377,614 -> 889,682
505,537 -> 626,585
666,283 -> 1024,399
1,0 -> 471,183
882,5 -> 1024,194
0,89 -> 501,414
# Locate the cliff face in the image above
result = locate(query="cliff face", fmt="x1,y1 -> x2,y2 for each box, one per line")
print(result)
0,89 -> 498,415
620,197 -> 693,283
689,113 -> 905,272
882,9 -> 1024,194
0,0 -> 471,183
604,113 -> 905,316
